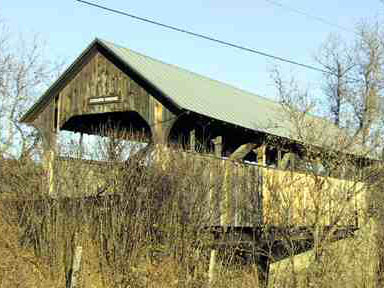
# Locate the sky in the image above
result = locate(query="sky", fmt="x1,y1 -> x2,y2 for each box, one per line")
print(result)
2,0 -> 383,105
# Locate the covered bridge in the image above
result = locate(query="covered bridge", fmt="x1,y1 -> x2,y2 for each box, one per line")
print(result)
19,38 -> 376,286
20,38 -> 350,167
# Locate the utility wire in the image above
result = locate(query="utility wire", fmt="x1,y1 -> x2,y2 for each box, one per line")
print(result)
75,0 -> 339,77
263,0 -> 354,34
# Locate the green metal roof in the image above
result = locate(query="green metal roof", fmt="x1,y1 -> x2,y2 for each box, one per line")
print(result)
21,38 -> 364,155
100,39 -> 339,144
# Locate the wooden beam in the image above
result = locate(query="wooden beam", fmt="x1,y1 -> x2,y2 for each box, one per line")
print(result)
255,145 -> 266,166
213,136 -> 223,158
229,143 -> 258,161
280,152 -> 296,170
190,129 -> 196,151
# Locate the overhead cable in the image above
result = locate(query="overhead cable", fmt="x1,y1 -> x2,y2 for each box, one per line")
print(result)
76,0 -> 341,77
263,0 -> 354,34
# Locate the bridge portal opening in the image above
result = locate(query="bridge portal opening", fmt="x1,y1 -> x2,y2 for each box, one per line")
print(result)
59,111 -> 152,161
61,111 -> 152,141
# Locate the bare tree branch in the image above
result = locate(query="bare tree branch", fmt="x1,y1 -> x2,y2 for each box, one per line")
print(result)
0,17 -> 64,159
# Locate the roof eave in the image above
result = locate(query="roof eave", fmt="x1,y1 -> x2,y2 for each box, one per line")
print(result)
20,39 -> 102,124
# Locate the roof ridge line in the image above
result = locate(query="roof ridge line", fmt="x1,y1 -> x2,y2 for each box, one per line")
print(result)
98,38 -> 280,106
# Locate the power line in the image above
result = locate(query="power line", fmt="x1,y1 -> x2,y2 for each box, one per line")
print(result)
263,0 -> 354,34
75,0 -> 338,77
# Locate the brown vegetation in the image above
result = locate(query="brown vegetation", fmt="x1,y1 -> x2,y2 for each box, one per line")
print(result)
0,139 -> 383,287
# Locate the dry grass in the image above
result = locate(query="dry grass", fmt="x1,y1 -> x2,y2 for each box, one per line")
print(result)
0,211 -> 60,287
1,143 -> 384,287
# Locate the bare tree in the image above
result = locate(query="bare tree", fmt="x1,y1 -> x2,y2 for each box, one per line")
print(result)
315,34 -> 355,127
316,22 -> 384,150
0,17 -> 63,159
268,20 -> 384,286
352,22 -> 384,146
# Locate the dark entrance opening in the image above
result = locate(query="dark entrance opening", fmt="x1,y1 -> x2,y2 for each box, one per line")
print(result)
61,111 -> 152,141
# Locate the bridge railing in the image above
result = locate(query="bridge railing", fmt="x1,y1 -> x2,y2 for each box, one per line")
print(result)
51,147 -> 364,228
154,148 -> 364,228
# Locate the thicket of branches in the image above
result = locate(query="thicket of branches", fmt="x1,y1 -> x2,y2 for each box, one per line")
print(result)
0,17 -> 63,160
1,132 -> 384,288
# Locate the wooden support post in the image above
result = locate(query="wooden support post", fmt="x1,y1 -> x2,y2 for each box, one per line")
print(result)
280,152 -> 296,170
222,160 -> 233,226
211,137 -> 225,225
151,104 -> 176,145
290,153 -> 296,170
47,149 -> 55,196
190,129 -> 196,151
213,136 -> 223,158
153,102 -> 164,144
209,160 -> 218,225
256,167 -> 264,226
209,137 -> 223,286
256,145 -> 266,166
79,132 -> 84,158
41,127 -> 56,196
277,150 -> 282,168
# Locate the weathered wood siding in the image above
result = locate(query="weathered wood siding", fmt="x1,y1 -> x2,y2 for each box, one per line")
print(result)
157,150 -> 362,227
98,148 -> 363,227
32,101 -> 56,148
57,51 -> 175,139
52,149 -> 363,227
262,168 -> 362,226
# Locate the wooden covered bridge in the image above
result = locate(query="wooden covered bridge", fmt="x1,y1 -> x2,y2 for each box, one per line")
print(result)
20,38 -> 373,286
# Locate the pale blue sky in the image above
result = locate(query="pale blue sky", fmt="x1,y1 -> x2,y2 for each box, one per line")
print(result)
3,0 -> 383,103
